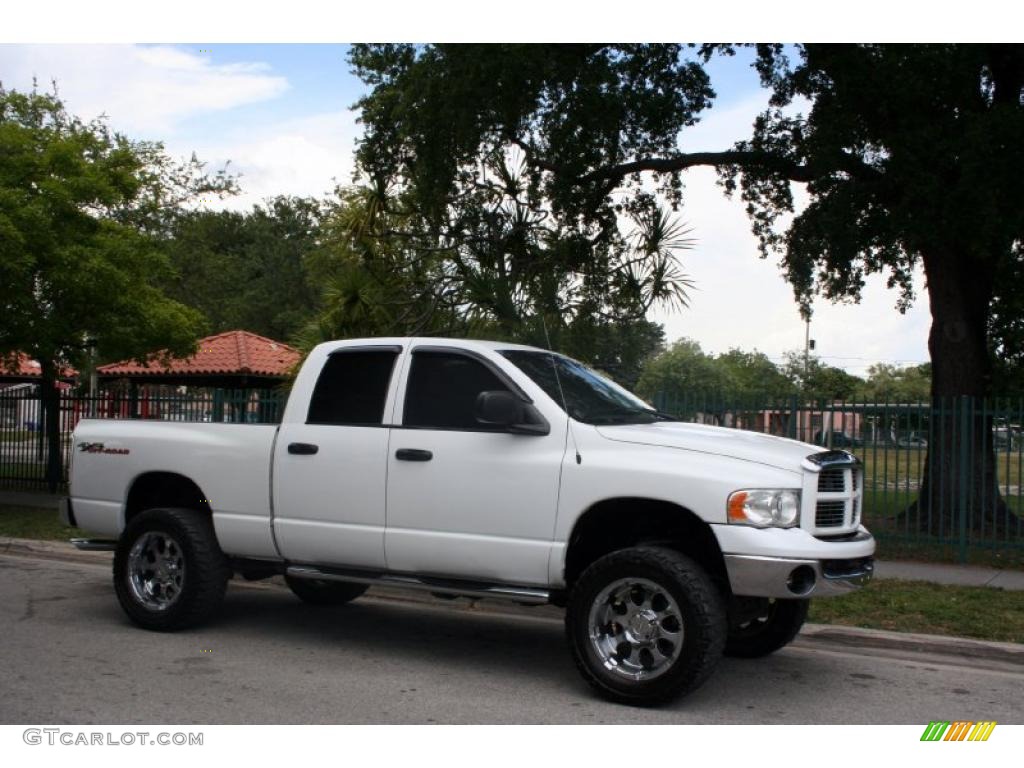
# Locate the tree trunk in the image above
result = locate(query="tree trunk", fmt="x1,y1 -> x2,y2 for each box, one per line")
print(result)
39,359 -> 63,494
909,249 -> 1020,539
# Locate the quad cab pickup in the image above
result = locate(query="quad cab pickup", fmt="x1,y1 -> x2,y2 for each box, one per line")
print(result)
64,337 -> 875,705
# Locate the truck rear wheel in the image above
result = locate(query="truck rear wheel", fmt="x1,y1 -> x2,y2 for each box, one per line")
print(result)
565,546 -> 727,706
284,576 -> 368,605
113,507 -> 230,631
725,598 -> 809,658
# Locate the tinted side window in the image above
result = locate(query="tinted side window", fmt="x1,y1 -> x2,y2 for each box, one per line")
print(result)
403,351 -> 510,430
307,350 -> 399,425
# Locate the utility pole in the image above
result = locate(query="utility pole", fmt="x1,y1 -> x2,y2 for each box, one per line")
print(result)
803,317 -> 811,386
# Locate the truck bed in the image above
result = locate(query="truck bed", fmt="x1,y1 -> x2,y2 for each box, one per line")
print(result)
69,419 -> 280,559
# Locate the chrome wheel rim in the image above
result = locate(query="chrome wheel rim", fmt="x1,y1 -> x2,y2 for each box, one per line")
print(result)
588,577 -> 684,682
127,531 -> 185,611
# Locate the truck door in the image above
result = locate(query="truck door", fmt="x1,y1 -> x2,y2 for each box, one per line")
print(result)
272,346 -> 402,569
384,346 -> 567,586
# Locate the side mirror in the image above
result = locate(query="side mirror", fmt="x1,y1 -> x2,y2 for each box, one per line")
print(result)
474,390 -> 550,435
474,390 -> 523,427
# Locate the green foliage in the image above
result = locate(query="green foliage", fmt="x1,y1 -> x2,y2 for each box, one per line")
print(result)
0,86 -> 228,372
858,363 -> 932,402
715,348 -> 792,398
636,339 -> 728,400
990,243 -> 1024,394
636,339 -> 796,401
163,196 -> 324,341
637,341 -> 880,403
348,50 -> 698,357
349,44 -> 712,223
780,350 -> 863,400
295,180 -> 679,385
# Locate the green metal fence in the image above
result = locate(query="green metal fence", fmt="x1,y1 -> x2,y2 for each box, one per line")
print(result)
3,383 -> 1022,562
653,392 -> 1024,561
0,388 -> 289,492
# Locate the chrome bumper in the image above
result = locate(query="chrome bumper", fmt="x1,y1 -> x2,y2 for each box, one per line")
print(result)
725,553 -> 874,599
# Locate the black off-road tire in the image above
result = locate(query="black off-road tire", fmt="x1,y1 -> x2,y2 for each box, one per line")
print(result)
113,507 -> 230,631
725,598 -> 809,658
284,576 -> 368,606
565,546 -> 727,706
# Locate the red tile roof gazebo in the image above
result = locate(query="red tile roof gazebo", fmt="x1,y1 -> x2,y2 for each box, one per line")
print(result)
1,353 -> 78,384
96,331 -> 300,422
97,330 -> 301,388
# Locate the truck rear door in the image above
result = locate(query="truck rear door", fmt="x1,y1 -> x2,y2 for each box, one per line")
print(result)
271,345 -> 403,569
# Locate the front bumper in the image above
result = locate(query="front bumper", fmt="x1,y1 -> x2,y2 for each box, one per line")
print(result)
724,552 -> 874,598
714,524 -> 876,599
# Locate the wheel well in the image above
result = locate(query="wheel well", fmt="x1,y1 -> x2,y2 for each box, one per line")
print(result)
124,472 -> 212,525
563,498 -> 728,592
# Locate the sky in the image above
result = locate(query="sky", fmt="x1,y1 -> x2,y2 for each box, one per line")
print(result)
0,43 -> 932,377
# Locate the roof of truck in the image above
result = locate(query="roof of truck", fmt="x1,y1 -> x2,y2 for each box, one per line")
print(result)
321,337 -> 551,354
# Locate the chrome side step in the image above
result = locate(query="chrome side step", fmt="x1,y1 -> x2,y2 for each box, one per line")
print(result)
70,538 -> 118,552
285,565 -> 551,605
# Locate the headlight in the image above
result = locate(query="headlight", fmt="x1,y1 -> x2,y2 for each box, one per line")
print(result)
727,489 -> 800,528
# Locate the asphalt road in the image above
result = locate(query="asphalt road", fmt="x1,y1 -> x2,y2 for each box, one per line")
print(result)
1,553 -> 1021,724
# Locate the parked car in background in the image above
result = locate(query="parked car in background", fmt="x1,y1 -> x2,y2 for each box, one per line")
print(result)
896,433 -> 929,448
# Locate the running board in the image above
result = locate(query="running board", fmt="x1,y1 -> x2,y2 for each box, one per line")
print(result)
285,565 -> 551,605
70,538 -> 118,551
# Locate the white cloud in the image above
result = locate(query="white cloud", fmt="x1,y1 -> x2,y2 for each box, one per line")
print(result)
178,110 -> 360,210
0,44 -> 288,134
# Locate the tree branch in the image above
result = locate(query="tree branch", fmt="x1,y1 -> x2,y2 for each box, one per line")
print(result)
511,138 -> 881,186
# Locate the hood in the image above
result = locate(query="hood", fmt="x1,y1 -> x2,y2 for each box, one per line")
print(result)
596,421 -> 820,474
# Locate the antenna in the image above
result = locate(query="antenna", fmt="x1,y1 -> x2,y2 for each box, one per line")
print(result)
540,315 -> 582,465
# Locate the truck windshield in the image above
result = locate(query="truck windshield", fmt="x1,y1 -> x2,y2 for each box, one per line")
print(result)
500,350 -> 674,425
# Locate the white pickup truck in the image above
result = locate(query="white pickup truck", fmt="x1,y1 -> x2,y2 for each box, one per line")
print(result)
64,337 -> 874,705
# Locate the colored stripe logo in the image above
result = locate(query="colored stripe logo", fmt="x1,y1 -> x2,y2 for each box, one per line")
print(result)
920,721 -> 997,741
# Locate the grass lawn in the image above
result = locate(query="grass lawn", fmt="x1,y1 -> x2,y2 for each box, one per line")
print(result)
873,534 -> 1024,569
0,503 -> 84,540
0,462 -> 46,480
808,578 -> 1024,644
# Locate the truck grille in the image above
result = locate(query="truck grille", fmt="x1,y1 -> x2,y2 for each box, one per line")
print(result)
805,452 -> 863,534
818,468 -> 846,493
816,500 -> 846,527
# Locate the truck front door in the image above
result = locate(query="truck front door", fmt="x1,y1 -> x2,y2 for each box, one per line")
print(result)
384,346 -> 567,586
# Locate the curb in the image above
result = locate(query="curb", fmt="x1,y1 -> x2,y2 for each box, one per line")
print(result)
1,536 -> 1021,667
796,624 -> 1024,669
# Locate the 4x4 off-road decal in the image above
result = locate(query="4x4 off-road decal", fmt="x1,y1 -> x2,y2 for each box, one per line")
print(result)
77,442 -> 130,455
920,721 -> 997,741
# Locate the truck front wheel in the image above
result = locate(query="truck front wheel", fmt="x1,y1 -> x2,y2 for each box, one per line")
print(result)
113,507 -> 230,631
725,598 -> 809,658
566,546 -> 727,706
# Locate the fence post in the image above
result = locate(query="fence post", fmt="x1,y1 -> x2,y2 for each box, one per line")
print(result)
957,395 -> 971,564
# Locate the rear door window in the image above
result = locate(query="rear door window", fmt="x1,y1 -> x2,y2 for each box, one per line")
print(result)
307,349 -> 400,425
